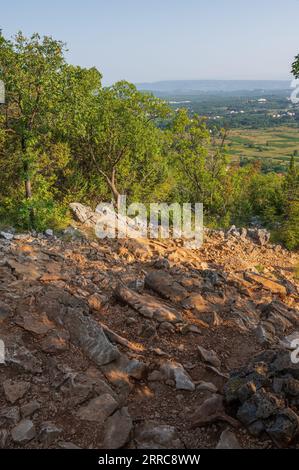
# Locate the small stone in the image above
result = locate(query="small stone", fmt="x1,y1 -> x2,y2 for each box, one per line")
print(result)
248,420 -> 265,437
197,382 -> 218,393
197,346 -> 221,368
59,442 -> 82,449
21,400 -> 41,418
88,293 -> 106,312
0,406 -> 20,425
148,370 -> 163,382
280,332 -> 299,350
45,229 -> 54,237
0,231 -> 14,240
160,361 -> 195,391
75,394 -> 118,423
216,429 -> 241,449
39,422 -> 63,446
126,317 -> 138,326
134,421 -> 182,449
102,408 -> 133,449
159,322 -> 176,335
11,419 -> 36,443
266,408 -> 299,446
140,321 -> 157,338
0,301 -> 11,322
3,380 -> 31,404
0,429 -> 9,448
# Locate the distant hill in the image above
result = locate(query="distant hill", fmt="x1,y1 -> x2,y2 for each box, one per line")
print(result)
136,80 -> 290,94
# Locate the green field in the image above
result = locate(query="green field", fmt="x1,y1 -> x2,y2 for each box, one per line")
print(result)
227,127 -> 299,172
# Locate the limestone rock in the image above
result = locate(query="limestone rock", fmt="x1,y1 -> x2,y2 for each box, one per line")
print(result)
75,394 -> 118,423
160,361 -> 195,391
39,422 -> 63,446
102,408 -> 132,449
11,419 -> 36,443
216,429 -> 241,449
37,287 -> 119,366
3,380 -> 31,404
134,422 -> 183,449
115,284 -> 182,323
197,346 -> 221,368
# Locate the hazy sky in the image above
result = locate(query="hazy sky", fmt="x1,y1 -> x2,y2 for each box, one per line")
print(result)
1,0 -> 299,84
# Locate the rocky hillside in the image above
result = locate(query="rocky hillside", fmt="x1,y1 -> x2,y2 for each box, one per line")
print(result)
0,210 -> 299,449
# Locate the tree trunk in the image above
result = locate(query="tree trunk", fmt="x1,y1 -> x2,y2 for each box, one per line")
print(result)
22,138 -> 35,227
110,167 -> 121,206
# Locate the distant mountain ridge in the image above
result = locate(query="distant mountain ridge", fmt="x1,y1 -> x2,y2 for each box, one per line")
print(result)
136,80 -> 291,93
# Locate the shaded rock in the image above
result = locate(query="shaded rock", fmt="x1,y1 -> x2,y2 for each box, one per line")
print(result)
197,382 -> 218,393
59,442 -> 82,449
115,284 -> 182,323
192,394 -> 239,428
198,346 -> 221,368
6,343 -> 42,373
0,406 -> 20,425
145,271 -> 188,303
14,308 -> 55,336
180,324 -> 202,335
11,419 -> 36,443
75,394 -> 118,423
39,422 -> 63,446
247,420 -> 265,437
0,430 -> 9,448
37,287 -> 119,366
255,323 -> 276,345
140,320 -> 157,338
159,322 -> 176,334
245,272 -> 286,295
3,379 -> 31,404
0,301 -> 11,322
253,390 -> 281,420
247,228 -> 271,246
280,331 -> 299,350
134,421 -> 183,449
160,361 -> 195,391
266,408 -> 299,446
21,400 -> 41,418
262,301 -> 299,329
102,408 -> 133,449
216,429 -> 241,449
237,401 -> 258,426
0,231 -> 14,241
271,351 -> 299,379
61,370 -> 118,408
153,258 -> 171,270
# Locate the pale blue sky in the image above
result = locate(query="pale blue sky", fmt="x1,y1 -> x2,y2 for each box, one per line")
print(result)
1,0 -> 299,84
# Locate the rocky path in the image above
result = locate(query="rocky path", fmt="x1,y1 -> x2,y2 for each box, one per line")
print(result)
0,222 -> 299,449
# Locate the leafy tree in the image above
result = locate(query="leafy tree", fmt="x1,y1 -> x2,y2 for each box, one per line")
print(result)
292,54 -> 299,78
170,109 -> 231,225
0,32 -> 102,227
75,81 -> 171,205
